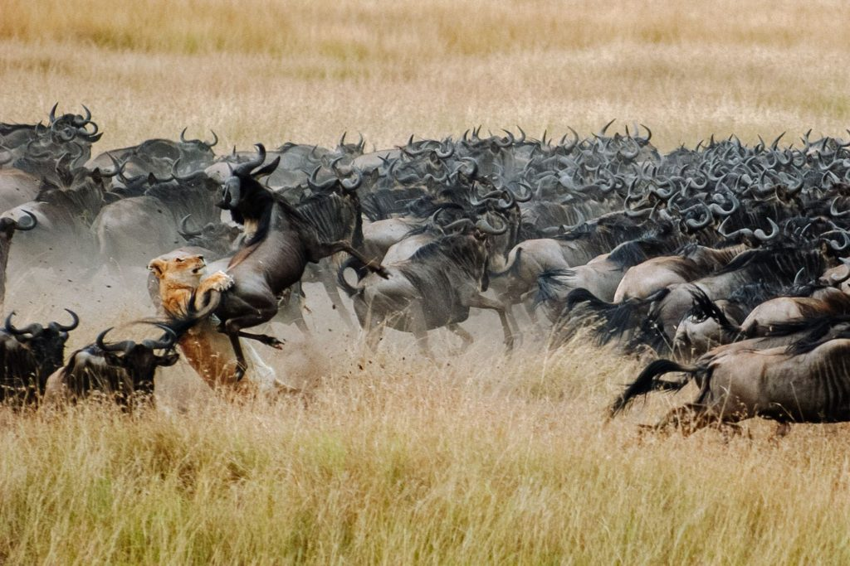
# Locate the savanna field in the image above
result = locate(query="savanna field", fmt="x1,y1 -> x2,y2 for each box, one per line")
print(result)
4,1 -> 850,563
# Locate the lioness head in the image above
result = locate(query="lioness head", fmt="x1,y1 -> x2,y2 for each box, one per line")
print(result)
148,250 -> 207,285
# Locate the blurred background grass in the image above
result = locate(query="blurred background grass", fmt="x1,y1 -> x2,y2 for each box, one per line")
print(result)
2,0 -> 850,150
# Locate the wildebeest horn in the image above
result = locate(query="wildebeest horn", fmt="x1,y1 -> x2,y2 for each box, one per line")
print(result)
496,129 -> 514,147
101,155 -> 126,179
5,312 -> 43,338
636,123 -> 652,145
830,197 -> 850,218
207,130 -> 218,147
708,194 -> 740,217
145,325 -> 177,350
234,143 -> 266,177
511,182 -> 534,203
821,229 -> 850,251
48,102 -> 58,125
475,214 -> 508,235
685,204 -> 712,230
561,210 -> 587,231
754,218 -> 780,241
96,327 -> 134,353
443,218 -> 475,232
171,159 -> 203,182
436,139 -> 454,159
54,309 -> 80,331
341,168 -> 363,191
180,127 -> 189,144
339,132 -> 347,148
516,125 -> 526,144
308,166 -> 337,191
598,119 -> 616,138
178,214 -> 202,238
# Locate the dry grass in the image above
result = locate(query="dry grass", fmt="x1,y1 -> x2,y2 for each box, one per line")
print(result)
2,0 -> 850,151
5,1 -> 850,563
3,341 -> 850,565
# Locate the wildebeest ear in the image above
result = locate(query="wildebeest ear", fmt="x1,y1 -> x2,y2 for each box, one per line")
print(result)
252,156 -> 280,179
148,259 -> 164,277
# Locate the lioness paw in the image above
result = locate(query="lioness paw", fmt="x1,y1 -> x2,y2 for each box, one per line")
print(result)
203,271 -> 234,292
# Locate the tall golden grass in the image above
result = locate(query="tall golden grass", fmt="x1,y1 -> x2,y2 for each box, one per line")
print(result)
4,1 -> 850,563
3,343 -> 850,564
2,0 -> 850,150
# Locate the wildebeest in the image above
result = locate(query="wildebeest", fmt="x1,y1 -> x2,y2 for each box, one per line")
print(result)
0,310 -> 79,404
339,220 -> 514,355
43,326 -> 179,406
180,144 -> 387,379
0,210 -> 37,310
610,330 -> 850,434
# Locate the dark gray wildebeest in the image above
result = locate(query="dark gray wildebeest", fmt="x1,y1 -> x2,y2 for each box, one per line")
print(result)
87,128 -> 217,178
0,211 -> 37,310
610,325 -> 850,436
175,144 -> 387,379
338,219 -> 515,356
92,165 -> 222,275
0,310 -> 79,405
43,326 -> 179,407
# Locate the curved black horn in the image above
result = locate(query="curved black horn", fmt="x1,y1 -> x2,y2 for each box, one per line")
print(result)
308,166 -> 338,191
49,102 -> 58,125
475,214 -> 508,235
207,130 -> 218,147
55,309 -> 80,331
96,327 -> 134,353
341,168 -> 363,191
148,325 -> 177,350
5,312 -> 42,338
178,214 -> 202,238
830,197 -> 850,218
234,143 -> 266,177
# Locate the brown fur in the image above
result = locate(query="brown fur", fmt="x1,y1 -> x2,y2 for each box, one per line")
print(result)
148,250 -> 244,390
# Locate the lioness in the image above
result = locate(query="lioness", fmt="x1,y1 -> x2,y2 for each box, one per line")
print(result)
148,249 -> 279,391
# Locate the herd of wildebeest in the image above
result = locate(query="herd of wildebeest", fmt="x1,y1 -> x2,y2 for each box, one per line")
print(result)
3,105 -> 850,434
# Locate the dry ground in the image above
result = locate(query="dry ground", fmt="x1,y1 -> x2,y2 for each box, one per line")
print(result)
3,1 -> 850,564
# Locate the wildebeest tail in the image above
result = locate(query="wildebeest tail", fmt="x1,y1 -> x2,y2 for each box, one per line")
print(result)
609,359 -> 697,416
688,287 -> 741,337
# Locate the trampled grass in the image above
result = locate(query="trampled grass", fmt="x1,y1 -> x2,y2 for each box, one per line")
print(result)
4,1 -> 850,563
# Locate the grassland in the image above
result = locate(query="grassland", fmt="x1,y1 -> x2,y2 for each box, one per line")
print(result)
4,0 -> 850,564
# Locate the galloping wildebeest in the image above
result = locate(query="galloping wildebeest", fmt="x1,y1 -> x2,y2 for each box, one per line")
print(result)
178,144 -> 387,379
339,219 -> 515,355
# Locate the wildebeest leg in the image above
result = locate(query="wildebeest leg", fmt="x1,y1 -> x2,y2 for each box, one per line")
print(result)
448,323 -> 474,354
465,293 -> 515,351
235,330 -> 285,349
320,267 -> 355,330
410,302 -> 433,359
316,241 -> 389,278
228,334 -> 248,381
653,403 -> 724,436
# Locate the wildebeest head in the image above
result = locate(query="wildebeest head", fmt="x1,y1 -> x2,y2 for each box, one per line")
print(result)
48,103 -> 101,144
218,143 -> 281,210
95,326 -> 179,394
4,309 -> 79,385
